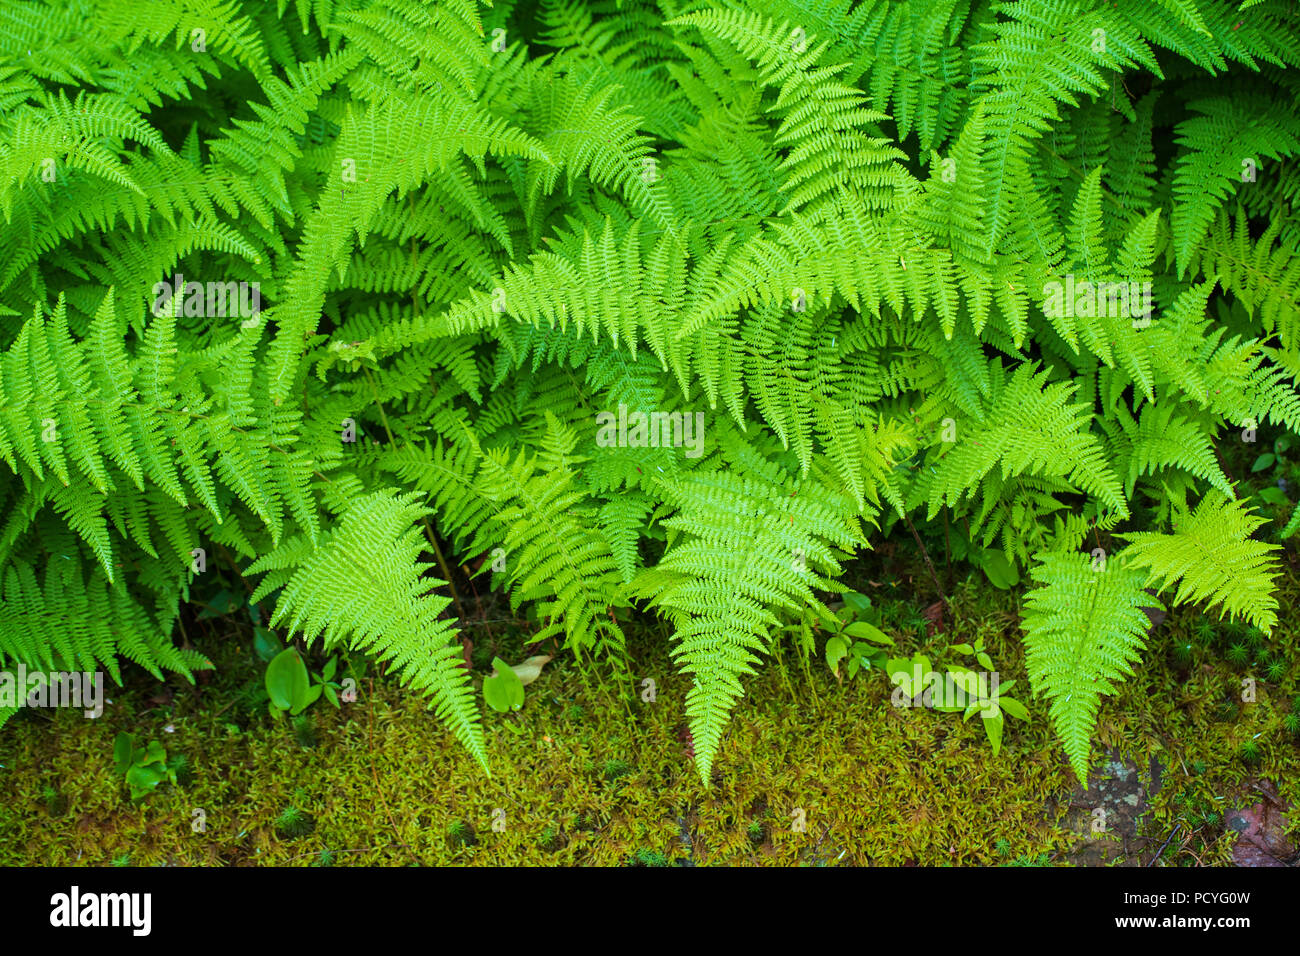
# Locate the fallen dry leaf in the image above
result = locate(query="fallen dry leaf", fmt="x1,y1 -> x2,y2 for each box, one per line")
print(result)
510,654 -> 553,686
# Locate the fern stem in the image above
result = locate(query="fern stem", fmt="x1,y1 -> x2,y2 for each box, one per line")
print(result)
902,510 -> 948,603
459,556 -> 494,644
942,507 -> 953,591
772,635 -> 796,700
424,519 -> 469,625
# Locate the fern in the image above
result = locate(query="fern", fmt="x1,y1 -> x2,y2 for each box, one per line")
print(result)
2,0 -> 1299,785
1115,491 -> 1283,633
631,447 -> 865,781
1022,550 -> 1161,784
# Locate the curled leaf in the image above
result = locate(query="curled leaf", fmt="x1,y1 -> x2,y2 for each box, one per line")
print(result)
510,654 -> 554,686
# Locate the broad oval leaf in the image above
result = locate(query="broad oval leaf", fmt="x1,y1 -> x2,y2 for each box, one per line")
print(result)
266,648 -> 309,712
483,656 -> 525,712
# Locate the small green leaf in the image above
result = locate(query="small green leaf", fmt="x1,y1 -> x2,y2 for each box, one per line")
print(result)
888,654 -> 930,698
143,740 -> 167,767
951,642 -> 974,654
114,732 -> 135,776
266,648 -> 309,713
842,591 -> 873,615
976,651 -> 994,670
999,697 -> 1030,721
826,635 -> 849,677
126,763 -> 167,799
323,684 -> 340,708
982,709 -> 1004,756
322,658 -> 338,682
982,551 -> 1019,589
844,621 -> 893,644
947,667 -> 980,698
252,626 -> 283,663
293,682 -> 324,716
483,657 -> 525,712
1258,486 -> 1287,505
1251,453 -> 1275,472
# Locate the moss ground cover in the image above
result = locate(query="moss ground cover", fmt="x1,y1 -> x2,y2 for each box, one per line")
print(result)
4,546 -> 1295,867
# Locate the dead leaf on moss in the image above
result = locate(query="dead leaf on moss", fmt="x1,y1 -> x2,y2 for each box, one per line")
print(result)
510,655 -> 553,686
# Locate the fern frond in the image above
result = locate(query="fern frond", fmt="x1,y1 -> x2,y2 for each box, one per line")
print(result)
1115,490 -> 1283,633
247,488 -> 487,771
1022,549 -> 1160,785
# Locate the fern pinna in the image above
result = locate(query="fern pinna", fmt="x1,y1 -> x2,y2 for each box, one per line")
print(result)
1,0 -> 1297,784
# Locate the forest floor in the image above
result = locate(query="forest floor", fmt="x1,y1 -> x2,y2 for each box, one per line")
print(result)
2,538 -> 1298,867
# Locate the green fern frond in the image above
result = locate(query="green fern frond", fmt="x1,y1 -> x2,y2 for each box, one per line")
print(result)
247,488 -> 487,771
1115,490 -> 1283,633
631,455 -> 864,782
1022,549 -> 1160,785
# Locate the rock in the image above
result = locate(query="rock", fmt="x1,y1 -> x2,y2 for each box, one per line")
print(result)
1228,788 -> 1297,867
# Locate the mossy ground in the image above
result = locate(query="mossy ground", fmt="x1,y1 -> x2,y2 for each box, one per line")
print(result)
2,536 -> 1296,866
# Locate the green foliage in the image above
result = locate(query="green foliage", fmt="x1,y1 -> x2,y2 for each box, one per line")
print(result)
265,647 -> 342,717
1116,492 -> 1283,633
482,656 -> 525,713
820,592 -> 894,680
1022,551 -> 1159,783
113,732 -> 185,802
885,640 -> 1030,757
2,0 -> 1299,785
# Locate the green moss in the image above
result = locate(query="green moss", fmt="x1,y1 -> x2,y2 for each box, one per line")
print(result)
0,554 -> 1295,867
274,805 -> 315,840
627,848 -> 670,867
447,820 -> 477,848
600,759 -> 633,782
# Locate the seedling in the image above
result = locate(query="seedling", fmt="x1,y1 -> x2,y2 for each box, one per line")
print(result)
113,733 -> 186,802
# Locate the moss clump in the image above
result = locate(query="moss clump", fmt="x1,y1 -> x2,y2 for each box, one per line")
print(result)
601,759 -> 633,782
538,825 -> 563,853
447,820 -> 477,848
292,714 -> 316,749
627,848 -> 670,867
41,785 -> 68,818
274,805 -> 315,840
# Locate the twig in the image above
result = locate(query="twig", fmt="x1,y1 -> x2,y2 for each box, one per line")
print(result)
1147,824 -> 1181,866
902,510 -> 948,603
